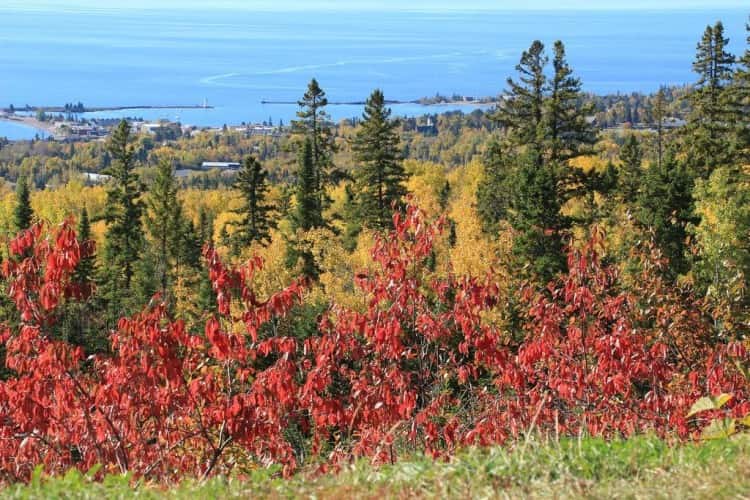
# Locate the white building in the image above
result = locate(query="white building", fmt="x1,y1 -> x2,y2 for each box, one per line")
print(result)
201,161 -> 241,170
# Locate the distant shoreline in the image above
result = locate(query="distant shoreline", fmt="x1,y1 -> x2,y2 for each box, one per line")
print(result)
1,104 -> 214,114
0,115 -> 56,135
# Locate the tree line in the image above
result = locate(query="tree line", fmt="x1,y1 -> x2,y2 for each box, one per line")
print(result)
4,16 -> 750,355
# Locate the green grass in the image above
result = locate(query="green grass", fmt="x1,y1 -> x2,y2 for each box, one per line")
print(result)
5,435 -> 750,499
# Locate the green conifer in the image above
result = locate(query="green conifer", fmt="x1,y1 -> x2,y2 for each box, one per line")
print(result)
13,176 -> 33,232
230,156 -> 276,252
618,134 -> 644,203
351,89 -> 409,230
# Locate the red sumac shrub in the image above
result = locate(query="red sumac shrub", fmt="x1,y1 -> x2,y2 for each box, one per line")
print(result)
0,210 -> 747,483
0,222 -> 305,482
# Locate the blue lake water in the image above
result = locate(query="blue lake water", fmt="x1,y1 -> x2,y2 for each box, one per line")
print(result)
0,6 -> 747,139
0,121 -> 49,141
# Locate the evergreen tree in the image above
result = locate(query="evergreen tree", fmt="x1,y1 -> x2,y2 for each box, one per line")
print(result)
494,40 -> 548,155
341,184 -> 362,252
230,156 -> 276,252
509,150 -> 568,283
636,152 -> 696,278
144,159 -> 182,297
292,79 -> 339,219
350,89 -> 409,230
197,206 -> 214,245
73,206 -> 96,285
545,40 -> 596,165
438,180 -> 452,211
196,208 -> 217,318
289,138 -> 322,278
100,120 -> 144,321
294,138 -> 322,232
57,206 -> 102,354
618,134 -> 644,202
734,18 -> 750,162
687,22 -> 736,176
176,216 -> 202,273
13,176 -> 33,232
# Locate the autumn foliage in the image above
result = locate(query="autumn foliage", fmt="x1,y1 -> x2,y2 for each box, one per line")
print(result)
0,208 -> 747,483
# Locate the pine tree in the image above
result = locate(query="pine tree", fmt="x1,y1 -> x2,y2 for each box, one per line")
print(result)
341,184 -> 361,252
482,40 -> 595,234
73,206 -> 96,285
196,208 -> 216,318
494,40 -> 548,155
618,134 -> 643,202
100,120 -> 144,321
56,206 -> 102,354
734,18 -> 750,162
176,216 -> 202,273
545,40 -> 596,165
230,156 -> 276,252
294,138 -> 322,232
197,206 -> 214,245
509,150 -> 568,283
438,180 -> 452,211
144,159 -> 182,297
291,138 -> 321,277
13,176 -> 33,232
292,79 -> 339,219
687,22 -> 736,176
350,89 -> 409,230
636,152 -> 696,278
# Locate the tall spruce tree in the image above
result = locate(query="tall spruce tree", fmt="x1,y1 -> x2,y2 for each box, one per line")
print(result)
480,38 -> 594,281
294,138 -> 322,232
350,89 -> 409,230
292,79 -> 339,220
144,159 -> 182,296
291,138 -> 320,277
341,184 -> 361,252
197,206 -> 214,245
484,42 -> 551,236
509,150 -> 568,283
231,155 -> 276,251
545,40 -> 597,165
636,152 -> 697,278
74,206 -> 96,285
687,21 -> 736,176
13,176 -> 33,232
494,40 -> 548,156
734,18 -> 750,162
195,207 -> 217,319
58,206 -> 103,354
100,120 -> 144,320
618,134 -> 644,203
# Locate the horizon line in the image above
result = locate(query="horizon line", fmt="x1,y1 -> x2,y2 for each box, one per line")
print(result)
1,4 -> 747,13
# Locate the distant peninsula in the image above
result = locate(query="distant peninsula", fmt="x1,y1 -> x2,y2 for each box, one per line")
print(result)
2,103 -> 213,114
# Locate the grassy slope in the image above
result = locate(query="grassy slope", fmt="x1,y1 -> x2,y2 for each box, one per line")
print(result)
5,436 -> 750,499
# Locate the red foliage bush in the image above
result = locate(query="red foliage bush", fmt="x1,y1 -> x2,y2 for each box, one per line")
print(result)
0,221 -> 305,481
0,209 -> 747,482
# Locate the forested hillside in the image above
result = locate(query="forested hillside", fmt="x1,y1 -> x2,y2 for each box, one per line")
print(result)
0,14 -> 748,491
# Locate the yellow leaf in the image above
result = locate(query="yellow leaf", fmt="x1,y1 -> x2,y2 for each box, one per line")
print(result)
687,394 -> 732,418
